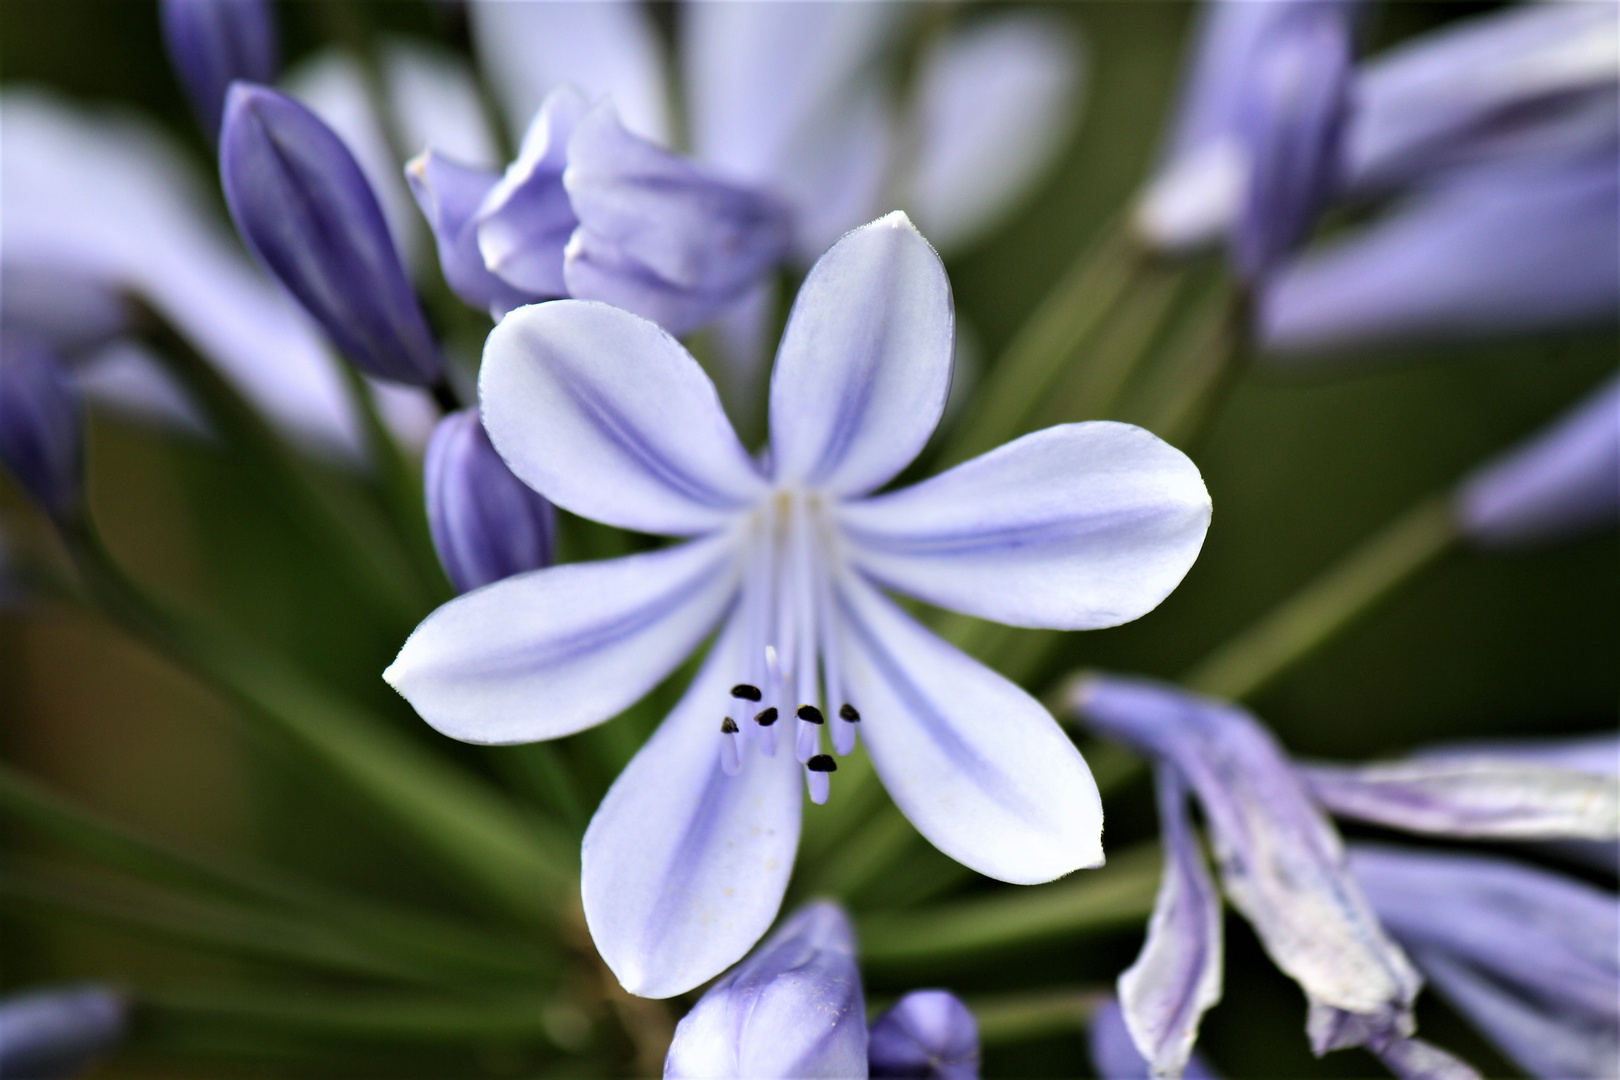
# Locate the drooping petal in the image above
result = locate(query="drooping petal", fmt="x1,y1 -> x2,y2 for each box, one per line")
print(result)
220,84 -> 441,385
1454,375 -> 1620,549
476,86 -> 589,299
768,213 -> 954,498
1074,675 -> 1421,1054
1348,2 -> 1620,191
160,0 -> 279,138
0,90 -> 361,458
1300,755 -> 1620,841
664,901 -> 867,1077
582,616 -> 803,1000
468,0 -> 668,143
1412,733 -> 1619,776
1350,844 -> 1620,1080
384,535 -> 740,745
867,990 -> 980,1080
0,332 -> 83,521
406,150 -> 535,316
1088,997 -> 1223,1080
479,301 -> 766,535
0,984 -> 128,1080
1374,1038 -> 1484,1080
840,422 -> 1210,630
1260,151 -> 1619,354
1118,768 -> 1224,1080
907,12 -> 1084,254
562,103 -> 793,335
834,573 -> 1102,884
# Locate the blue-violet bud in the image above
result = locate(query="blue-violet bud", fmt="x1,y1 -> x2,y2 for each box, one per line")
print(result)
0,332 -> 84,521
664,901 -> 867,1079
868,989 -> 980,1080
220,83 -> 442,386
424,409 -> 556,594
160,0 -> 278,139
0,984 -> 128,1080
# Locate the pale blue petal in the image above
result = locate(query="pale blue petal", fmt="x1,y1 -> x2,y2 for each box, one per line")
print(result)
1074,675 -> 1420,1054
1374,1038 -> 1484,1080
1088,997 -> 1222,1080
384,535 -> 740,745
665,901 -> 866,1078
908,12 -> 1084,253
1412,733 -> 1619,776
840,423 -> 1210,630
835,573 -> 1102,884
0,984 -> 128,1080
583,616 -> 803,1000
477,86 -> 589,299
768,213 -> 953,498
468,0 -> 667,143
1118,769 -> 1223,1079
405,150 -> 534,315
479,300 -> 767,535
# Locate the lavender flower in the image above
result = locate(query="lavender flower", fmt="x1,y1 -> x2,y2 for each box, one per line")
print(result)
868,990 -> 980,1080
1454,375 -> 1619,549
1071,674 -> 1421,1059
220,83 -> 442,386
1087,997 -> 1220,1080
664,901 -> 867,1079
424,409 -> 556,594
160,0 -> 278,139
1350,844 -> 1620,1080
0,332 -> 83,521
0,984 -> 128,1080
387,215 -> 1212,996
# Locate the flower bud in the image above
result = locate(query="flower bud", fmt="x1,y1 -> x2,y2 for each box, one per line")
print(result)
868,989 -> 980,1080
424,409 -> 556,593
0,332 -> 83,521
664,901 -> 867,1079
220,83 -> 441,385
160,0 -> 278,139
0,984 -> 128,1080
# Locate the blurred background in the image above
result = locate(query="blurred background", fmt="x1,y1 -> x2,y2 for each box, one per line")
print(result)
2,2 -> 1615,1077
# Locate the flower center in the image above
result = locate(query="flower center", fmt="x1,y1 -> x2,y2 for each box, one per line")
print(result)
718,488 -> 859,804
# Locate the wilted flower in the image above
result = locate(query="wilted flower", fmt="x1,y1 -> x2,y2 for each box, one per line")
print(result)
424,408 -> 556,594
220,83 -> 442,386
387,214 -> 1212,996
0,332 -> 83,521
160,0 -> 278,139
867,990 -> 981,1080
0,984 -> 128,1080
1350,844 -> 1620,1080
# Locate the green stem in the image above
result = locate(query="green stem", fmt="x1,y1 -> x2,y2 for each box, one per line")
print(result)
968,986 -> 1108,1045
1182,494 -> 1460,702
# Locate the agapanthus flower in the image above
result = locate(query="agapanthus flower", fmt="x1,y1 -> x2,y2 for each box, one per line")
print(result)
387,214 -> 1212,996
1350,844 -> 1620,1080
867,990 -> 981,1080
0,984 -> 128,1080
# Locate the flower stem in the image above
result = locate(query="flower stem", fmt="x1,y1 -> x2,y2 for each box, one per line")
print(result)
968,985 -> 1109,1045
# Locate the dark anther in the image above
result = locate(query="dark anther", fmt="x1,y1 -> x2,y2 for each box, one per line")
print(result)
797,705 -> 825,724
806,754 -> 837,773
754,707 -> 779,727
730,684 -> 762,701
721,717 -> 739,734
839,703 -> 861,723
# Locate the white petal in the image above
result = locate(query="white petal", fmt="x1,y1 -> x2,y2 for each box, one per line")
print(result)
384,536 -> 740,745
841,422 -> 1211,630
907,12 -> 1085,253
768,212 -> 953,497
469,0 -> 668,143
582,615 -> 802,999
834,573 -> 1102,884
480,300 -> 767,535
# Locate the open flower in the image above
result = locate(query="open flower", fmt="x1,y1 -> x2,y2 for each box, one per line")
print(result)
386,213 -> 1212,997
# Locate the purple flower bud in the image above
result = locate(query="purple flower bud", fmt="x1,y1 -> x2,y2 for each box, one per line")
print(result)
160,0 -> 278,139
0,332 -> 83,520
562,102 -> 794,336
1072,674 -> 1420,1056
424,409 -> 556,594
219,83 -> 442,385
868,989 -> 980,1080
664,901 -> 867,1079
0,984 -> 128,1080
1350,844 -> 1620,1080
406,149 -> 536,318
1454,375 -> 1619,549
1088,997 -> 1222,1080
1231,5 -> 1353,281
